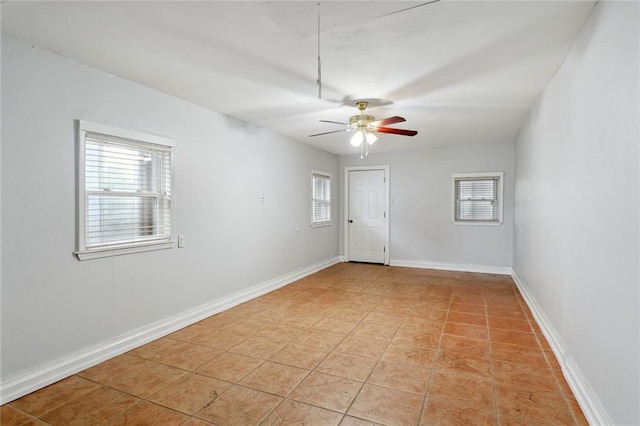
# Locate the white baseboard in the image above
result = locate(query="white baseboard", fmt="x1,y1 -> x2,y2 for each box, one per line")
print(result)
389,259 -> 513,275
511,270 -> 613,426
0,256 -> 341,405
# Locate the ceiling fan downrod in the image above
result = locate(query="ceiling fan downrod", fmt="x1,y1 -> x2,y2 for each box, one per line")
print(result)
316,2 -> 322,99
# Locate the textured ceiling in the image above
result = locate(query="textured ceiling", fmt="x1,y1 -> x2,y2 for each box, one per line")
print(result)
2,1 -> 596,155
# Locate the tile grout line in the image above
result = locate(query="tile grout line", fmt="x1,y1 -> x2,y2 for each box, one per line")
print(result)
187,279 -> 331,424
483,278 -> 501,426
5,266 -> 586,425
227,287 -> 343,425
331,273 -> 400,424
55,373 -> 197,425
417,276 -> 453,426
513,288 -> 582,425
259,272 -> 388,425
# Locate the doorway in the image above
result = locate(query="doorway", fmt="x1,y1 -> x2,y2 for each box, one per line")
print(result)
344,166 -> 390,265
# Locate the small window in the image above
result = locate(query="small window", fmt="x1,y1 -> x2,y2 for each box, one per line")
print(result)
75,120 -> 174,260
452,172 -> 504,225
311,170 -> 331,227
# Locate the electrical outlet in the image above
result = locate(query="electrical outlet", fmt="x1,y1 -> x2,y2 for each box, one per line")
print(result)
178,235 -> 184,248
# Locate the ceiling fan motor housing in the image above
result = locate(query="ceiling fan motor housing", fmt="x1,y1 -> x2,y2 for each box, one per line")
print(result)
349,114 -> 375,128
350,101 -> 375,130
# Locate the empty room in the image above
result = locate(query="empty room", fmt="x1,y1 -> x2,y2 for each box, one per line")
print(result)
1,1 -> 638,425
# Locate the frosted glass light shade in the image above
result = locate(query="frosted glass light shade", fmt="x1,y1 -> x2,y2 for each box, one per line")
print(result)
365,132 -> 378,145
350,131 -> 364,146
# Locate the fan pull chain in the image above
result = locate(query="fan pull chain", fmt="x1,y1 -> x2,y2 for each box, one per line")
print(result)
317,2 -> 322,99
360,140 -> 369,159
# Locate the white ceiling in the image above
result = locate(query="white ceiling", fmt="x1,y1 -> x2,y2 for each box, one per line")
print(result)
2,1 -> 596,155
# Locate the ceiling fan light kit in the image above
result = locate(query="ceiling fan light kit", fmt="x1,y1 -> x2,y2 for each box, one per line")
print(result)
310,101 -> 418,158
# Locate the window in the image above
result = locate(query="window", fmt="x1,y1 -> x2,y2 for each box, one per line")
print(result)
311,170 -> 331,227
452,172 -> 504,225
75,120 -> 174,260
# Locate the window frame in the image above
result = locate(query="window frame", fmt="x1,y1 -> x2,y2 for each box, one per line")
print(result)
311,170 -> 332,228
451,172 -> 504,226
75,120 -> 175,260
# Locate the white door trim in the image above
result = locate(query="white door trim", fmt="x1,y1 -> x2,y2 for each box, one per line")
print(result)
344,165 -> 390,265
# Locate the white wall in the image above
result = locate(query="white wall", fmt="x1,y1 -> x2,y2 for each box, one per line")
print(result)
513,2 -> 639,424
1,36 -> 339,389
339,142 -> 514,272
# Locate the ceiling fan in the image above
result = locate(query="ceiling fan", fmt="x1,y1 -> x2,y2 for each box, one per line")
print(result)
309,101 -> 418,158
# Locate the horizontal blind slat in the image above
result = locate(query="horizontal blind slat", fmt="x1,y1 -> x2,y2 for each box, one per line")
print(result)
312,174 -> 331,223
454,177 -> 498,221
83,133 -> 172,249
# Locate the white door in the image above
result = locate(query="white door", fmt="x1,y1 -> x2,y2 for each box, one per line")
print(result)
348,169 -> 386,264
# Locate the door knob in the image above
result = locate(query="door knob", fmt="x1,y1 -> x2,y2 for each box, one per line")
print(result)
348,220 -> 353,223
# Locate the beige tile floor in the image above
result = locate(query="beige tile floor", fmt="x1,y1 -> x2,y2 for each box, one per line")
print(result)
1,263 -> 588,425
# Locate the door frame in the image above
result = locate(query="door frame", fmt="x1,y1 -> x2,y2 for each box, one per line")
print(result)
344,165 -> 390,265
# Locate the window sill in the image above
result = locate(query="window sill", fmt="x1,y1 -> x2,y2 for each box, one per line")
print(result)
75,241 -> 173,260
311,221 -> 332,228
452,220 -> 503,226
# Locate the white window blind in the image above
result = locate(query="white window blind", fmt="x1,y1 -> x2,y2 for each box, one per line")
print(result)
312,171 -> 331,226
76,121 -> 174,260
452,172 -> 504,224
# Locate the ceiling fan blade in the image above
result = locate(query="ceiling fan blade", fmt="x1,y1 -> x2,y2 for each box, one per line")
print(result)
375,0 -> 441,19
370,116 -> 406,127
319,120 -> 348,126
376,127 -> 418,137
309,129 -> 348,137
